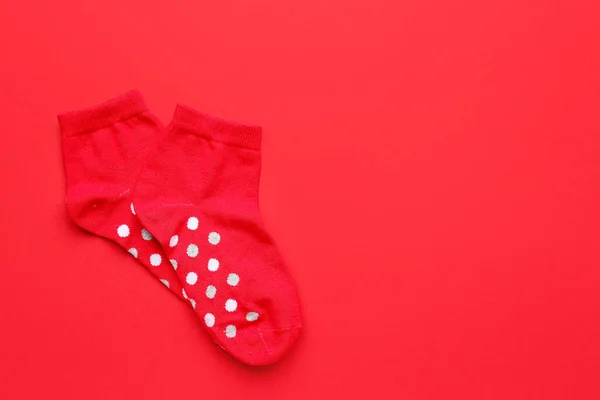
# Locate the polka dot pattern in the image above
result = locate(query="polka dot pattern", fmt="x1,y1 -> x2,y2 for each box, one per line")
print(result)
189,299 -> 197,309
130,203 -> 135,215
182,288 -> 188,299
225,325 -> 237,338
187,244 -> 199,258
186,243 -> 198,258
141,228 -> 153,241
150,254 -> 162,266
160,279 -> 170,288
227,273 -> 240,286
206,285 -> 217,299
204,313 -> 215,327
207,258 -> 219,272
225,299 -> 238,312
246,312 -> 259,322
186,272 -> 198,285
117,224 -> 130,238
208,231 -> 221,245
173,219 -> 252,342
127,248 -> 138,258
187,217 -> 199,230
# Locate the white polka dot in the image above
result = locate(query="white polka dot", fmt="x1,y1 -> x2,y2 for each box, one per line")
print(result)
208,232 -> 221,245
246,312 -> 259,322
186,272 -> 198,285
207,258 -> 219,272
150,254 -> 162,266
130,203 -> 136,215
117,224 -> 130,238
141,228 -> 153,241
189,299 -> 196,309
204,313 -> 215,327
170,259 -> 178,270
206,285 -> 217,299
169,235 -> 179,247
187,217 -> 199,230
127,248 -> 138,258
227,273 -> 240,286
182,288 -> 188,299
187,244 -> 199,258
225,325 -> 236,338
225,299 -> 237,312
159,279 -> 170,288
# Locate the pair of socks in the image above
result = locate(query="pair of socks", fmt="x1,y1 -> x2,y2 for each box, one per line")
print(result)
58,90 -> 302,366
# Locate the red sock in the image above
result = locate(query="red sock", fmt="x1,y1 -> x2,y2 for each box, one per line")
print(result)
133,105 -> 302,365
58,91 -> 186,302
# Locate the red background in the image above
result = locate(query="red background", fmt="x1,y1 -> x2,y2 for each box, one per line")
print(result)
1,0 -> 599,399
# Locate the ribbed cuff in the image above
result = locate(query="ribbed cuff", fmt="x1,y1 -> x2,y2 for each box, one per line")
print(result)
58,90 -> 149,136
171,104 -> 262,150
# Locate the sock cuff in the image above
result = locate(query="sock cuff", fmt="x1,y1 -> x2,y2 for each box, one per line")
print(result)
171,104 -> 262,150
58,90 -> 149,136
